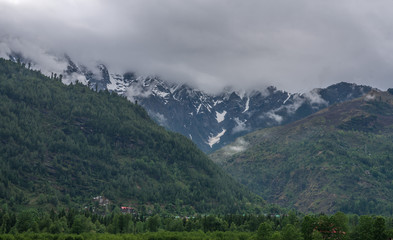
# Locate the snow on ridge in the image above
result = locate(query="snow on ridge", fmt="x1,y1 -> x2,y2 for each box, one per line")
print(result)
283,93 -> 291,104
107,73 -> 122,91
206,103 -> 212,112
207,129 -> 227,148
242,97 -> 250,113
169,85 -> 180,94
152,88 -> 169,98
196,104 -> 202,114
216,110 -> 227,123
213,100 -> 223,106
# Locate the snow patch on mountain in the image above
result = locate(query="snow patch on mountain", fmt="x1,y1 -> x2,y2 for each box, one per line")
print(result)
282,94 -> 306,115
169,85 -> 180,94
242,97 -> 250,113
152,88 -> 169,99
283,93 -> 291,104
107,74 -> 122,91
208,129 -> 226,148
196,104 -> 202,114
1,51 -> 373,153
216,111 -> 227,123
213,100 -> 223,106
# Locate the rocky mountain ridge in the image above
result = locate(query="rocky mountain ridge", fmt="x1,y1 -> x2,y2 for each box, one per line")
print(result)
6,53 -> 373,152
210,89 -> 393,214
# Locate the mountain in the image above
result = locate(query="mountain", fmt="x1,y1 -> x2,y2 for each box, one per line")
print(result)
5,53 -> 373,153
121,80 -> 373,153
210,90 -> 393,215
0,58 -> 264,214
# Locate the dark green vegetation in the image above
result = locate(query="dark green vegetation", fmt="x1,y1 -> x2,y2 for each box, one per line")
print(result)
0,58 -> 263,214
1,208 -> 393,240
211,90 -> 393,215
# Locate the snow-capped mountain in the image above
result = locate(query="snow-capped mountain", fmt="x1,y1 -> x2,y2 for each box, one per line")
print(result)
6,53 -> 373,152
120,78 -> 372,152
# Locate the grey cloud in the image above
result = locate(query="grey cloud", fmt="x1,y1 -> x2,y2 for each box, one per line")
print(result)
232,117 -> 249,134
1,0 -> 393,93
303,90 -> 328,107
262,111 -> 284,125
222,138 -> 249,157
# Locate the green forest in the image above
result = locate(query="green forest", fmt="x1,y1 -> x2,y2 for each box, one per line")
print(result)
211,90 -> 393,216
0,58 -> 262,214
1,207 -> 393,240
2,58 -> 393,239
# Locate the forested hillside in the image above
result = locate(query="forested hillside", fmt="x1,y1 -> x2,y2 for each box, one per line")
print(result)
211,90 -> 393,215
0,58 -> 263,214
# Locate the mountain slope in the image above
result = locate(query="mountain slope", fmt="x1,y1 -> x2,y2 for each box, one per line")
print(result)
5,53 -> 373,153
117,78 -> 372,153
210,90 -> 393,215
0,58 -> 263,214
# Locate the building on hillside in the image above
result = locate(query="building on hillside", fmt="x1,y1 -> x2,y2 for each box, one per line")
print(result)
121,206 -> 136,214
93,196 -> 111,206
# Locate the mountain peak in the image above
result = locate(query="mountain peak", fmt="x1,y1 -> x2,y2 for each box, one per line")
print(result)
2,53 -> 375,152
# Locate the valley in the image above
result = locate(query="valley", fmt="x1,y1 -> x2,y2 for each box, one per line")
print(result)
2,0 -> 393,238
1,54 -> 393,239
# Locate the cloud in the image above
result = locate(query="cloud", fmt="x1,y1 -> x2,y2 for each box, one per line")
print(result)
262,111 -> 284,124
303,89 -> 328,106
232,117 -> 249,134
364,94 -> 375,101
0,37 -> 68,75
222,138 -> 249,156
261,94 -> 305,122
261,88 -> 328,123
124,80 -> 154,102
62,72 -> 88,86
1,0 -> 393,93
148,111 -> 168,126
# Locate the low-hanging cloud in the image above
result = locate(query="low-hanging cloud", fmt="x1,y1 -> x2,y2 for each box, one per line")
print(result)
232,117 -> 249,134
1,0 -> 393,93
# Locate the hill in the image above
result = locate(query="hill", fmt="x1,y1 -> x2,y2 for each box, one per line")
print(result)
6,53 -> 373,153
0,58 -> 263,214
210,90 -> 393,215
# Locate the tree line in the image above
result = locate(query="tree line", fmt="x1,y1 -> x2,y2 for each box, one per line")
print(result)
1,207 -> 393,240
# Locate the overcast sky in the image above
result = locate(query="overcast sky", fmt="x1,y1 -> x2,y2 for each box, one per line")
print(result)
0,0 -> 393,93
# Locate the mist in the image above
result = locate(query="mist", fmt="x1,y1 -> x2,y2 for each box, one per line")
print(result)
1,0 -> 393,93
